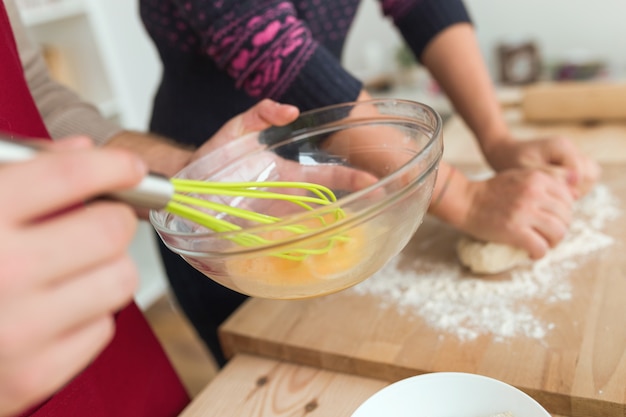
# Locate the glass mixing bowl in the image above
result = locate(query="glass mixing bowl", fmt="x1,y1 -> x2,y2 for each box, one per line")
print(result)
150,99 -> 443,299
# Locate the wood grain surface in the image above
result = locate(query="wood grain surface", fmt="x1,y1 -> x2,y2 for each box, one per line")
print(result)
220,165 -> 626,416
180,354 -> 570,417
217,113 -> 626,417
179,354 -> 388,417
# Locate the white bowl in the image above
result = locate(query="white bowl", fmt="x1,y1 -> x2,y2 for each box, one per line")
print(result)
351,372 -> 550,417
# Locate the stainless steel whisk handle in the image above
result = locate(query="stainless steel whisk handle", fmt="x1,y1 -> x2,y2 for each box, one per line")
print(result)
112,174 -> 173,209
0,138 -> 174,210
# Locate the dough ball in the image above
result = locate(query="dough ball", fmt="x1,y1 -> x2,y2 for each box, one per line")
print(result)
456,236 -> 529,274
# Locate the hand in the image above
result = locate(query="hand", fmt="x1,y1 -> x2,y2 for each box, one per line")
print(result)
0,137 -> 146,416
179,99 -> 378,222
482,136 -> 601,199
457,168 -> 574,259
192,99 -> 301,160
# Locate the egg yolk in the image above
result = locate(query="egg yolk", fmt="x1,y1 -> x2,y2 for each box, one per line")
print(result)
225,211 -> 369,285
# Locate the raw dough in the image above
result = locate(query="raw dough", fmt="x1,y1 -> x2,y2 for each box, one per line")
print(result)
456,236 -> 529,274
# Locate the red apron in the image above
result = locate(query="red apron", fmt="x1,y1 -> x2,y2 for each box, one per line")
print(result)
1,4 -> 190,416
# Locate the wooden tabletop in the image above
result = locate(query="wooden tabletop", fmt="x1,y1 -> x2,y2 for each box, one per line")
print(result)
179,354 -> 387,417
179,354 -> 568,417
180,107 -> 626,417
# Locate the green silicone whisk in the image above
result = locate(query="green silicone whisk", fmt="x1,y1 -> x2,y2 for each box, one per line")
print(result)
0,138 -> 348,260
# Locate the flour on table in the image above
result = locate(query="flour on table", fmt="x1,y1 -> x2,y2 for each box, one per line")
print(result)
351,184 -> 621,342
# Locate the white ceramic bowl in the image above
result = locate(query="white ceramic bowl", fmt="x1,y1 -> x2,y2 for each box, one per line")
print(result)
351,372 -> 550,417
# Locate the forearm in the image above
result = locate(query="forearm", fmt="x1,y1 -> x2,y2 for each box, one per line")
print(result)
354,91 -> 471,226
104,130 -> 194,178
421,23 -> 513,153
427,161 -> 470,228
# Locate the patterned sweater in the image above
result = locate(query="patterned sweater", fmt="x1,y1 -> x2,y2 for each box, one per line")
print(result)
140,0 -> 471,145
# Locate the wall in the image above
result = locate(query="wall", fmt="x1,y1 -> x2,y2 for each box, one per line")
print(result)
84,0 -> 162,130
83,0 -> 168,309
343,0 -> 626,81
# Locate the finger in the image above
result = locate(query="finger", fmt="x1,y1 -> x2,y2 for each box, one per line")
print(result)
3,202 -> 137,291
539,190 -> 573,227
537,164 -> 572,186
0,148 -> 147,224
535,170 -> 575,205
544,138 -> 601,193
531,211 -> 570,248
239,99 -> 300,132
220,99 -> 299,140
0,255 -> 137,356
198,100 -> 300,154
296,164 -> 379,192
508,228 -> 549,260
0,316 -> 115,417
48,135 -> 95,150
533,165 -> 578,200
576,158 -> 602,197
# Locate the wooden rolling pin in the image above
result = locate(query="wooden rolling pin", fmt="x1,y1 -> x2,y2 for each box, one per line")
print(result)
521,82 -> 626,122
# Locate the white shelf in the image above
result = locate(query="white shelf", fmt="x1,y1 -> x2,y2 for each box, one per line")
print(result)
18,0 -> 85,27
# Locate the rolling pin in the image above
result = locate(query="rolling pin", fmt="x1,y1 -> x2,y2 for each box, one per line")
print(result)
521,82 -> 626,122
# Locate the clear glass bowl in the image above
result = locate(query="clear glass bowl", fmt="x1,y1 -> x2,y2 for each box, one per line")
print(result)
150,99 -> 443,299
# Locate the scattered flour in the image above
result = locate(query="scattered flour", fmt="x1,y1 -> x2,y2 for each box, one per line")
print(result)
351,184 -> 622,342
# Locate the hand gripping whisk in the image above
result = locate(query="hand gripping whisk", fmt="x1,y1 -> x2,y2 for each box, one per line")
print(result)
0,138 -> 348,260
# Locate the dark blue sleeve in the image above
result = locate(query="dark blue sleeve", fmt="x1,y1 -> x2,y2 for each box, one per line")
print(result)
278,46 -> 363,112
380,0 -> 473,61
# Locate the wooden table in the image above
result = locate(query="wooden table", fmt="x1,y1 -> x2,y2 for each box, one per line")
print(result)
179,354 -> 388,417
181,110 -> 626,417
180,354 -> 568,417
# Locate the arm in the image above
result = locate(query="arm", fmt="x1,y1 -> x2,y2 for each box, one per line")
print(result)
419,23 -> 510,154
428,162 -> 573,259
377,0 -> 598,196
104,100 -> 300,178
353,91 -> 572,259
418,22 -> 600,196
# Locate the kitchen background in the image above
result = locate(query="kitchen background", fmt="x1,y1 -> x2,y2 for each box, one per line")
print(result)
14,0 -> 626,311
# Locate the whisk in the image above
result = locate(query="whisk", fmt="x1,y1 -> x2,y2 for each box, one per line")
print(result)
0,138 -> 347,260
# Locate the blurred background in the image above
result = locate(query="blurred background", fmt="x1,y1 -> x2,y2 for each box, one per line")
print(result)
345,0 -> 626,84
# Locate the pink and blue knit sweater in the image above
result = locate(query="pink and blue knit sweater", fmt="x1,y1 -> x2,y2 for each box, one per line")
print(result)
140,0 -> 470,145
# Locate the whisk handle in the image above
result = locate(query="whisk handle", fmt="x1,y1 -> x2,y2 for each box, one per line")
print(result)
0,138 -> 173,210
0,137 -> 38,162
110,174 -> 173,209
